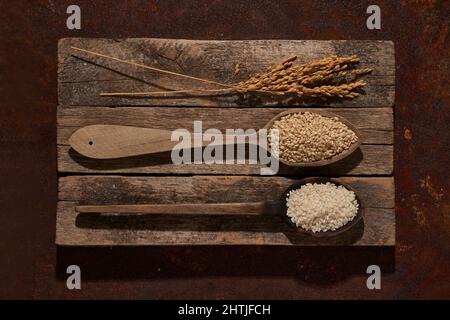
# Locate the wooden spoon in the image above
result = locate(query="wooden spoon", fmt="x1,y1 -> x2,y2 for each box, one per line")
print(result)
76,178 -> 364,238
69,109 -> 362,166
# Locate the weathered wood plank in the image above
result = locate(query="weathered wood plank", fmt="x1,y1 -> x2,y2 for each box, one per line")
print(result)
57,144 -> 393,175
58,176 -> 394,209
57,106 -> 393,175
56,203 -> 394,246
57,107 -> 393,145
58,38 -> 395,107
57,176 -> 395,245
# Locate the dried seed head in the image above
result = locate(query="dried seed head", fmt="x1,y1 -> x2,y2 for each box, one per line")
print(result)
237,55 -> 372,100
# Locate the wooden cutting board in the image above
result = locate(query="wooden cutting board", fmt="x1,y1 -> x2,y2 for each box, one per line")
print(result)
56,38 -> 395,246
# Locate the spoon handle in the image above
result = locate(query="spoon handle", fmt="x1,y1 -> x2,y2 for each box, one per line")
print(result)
75,202 -> 280,215
69,125 -> 259,159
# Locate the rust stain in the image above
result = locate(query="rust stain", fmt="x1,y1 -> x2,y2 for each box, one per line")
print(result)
420,175 -> 445,202
410,194 -> 429,227
397,244 -> 413,253
404,128 -> 413,140
412,205 -> 428,226
443,204 -> 450,228
149,0 -> 159,13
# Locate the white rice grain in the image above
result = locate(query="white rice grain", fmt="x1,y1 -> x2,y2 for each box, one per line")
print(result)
286,182 -> 359,233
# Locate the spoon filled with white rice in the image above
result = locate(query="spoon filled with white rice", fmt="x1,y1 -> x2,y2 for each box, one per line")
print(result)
282,178 -> 362,236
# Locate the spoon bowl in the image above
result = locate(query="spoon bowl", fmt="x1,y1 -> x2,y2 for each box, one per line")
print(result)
280,177 -> 364,238
263,109 -> 363,167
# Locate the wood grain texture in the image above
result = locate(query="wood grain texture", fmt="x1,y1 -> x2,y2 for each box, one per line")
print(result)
57,107 -> 393,175
75,202 -> 278,215
69,125 -> 179,159
56,176 -> 394,246
58,38 -> 395,107
58,176 -> 394,208
58,144 -> 393,175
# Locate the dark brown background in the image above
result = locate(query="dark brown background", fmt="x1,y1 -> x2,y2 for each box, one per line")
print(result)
0,0 -> 448,299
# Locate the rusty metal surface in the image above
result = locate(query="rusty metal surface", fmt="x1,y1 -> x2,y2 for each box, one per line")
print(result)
0,0 -> 448,299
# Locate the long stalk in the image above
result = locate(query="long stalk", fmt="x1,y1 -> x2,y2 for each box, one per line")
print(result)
71,46 -> 236,89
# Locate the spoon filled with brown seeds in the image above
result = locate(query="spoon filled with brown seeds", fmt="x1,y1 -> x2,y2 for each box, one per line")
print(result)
264,109 -> 362,167
70,109 -> 362,166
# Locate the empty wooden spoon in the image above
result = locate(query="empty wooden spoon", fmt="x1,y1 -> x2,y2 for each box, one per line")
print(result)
69,109 -> 362,166
76,178 -> 364,238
